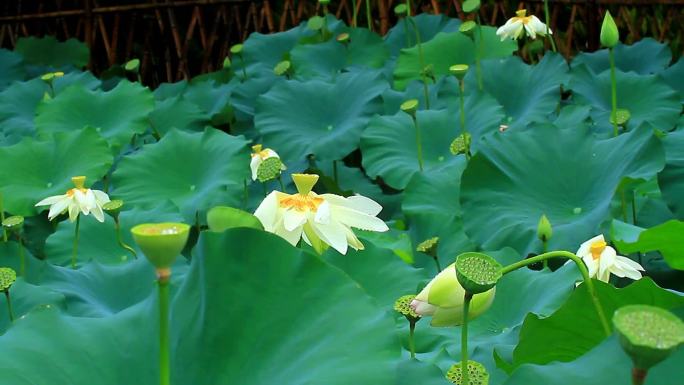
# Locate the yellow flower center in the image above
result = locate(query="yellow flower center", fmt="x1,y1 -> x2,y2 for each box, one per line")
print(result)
514,9 -> 532,24
251,149 -> 271,159
66,188 -> 87,197
589,240 -> 607,260
279,194 -> 323,212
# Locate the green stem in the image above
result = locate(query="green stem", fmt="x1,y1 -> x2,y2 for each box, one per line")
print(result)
402,17 -> 411,47
411,116 -> 424,171
458,81 -> 471,161
407,17 -> 430,109
609,48 -> 618,137
262,182 -> 268,197
0,193 -> 6,242
365,0 -> 372,30
239,54 -> 248,81
543,0 -> 557,52
475,15 -> 483,91
18,237 -> 25,277
632,367 -> 647,385
432,255 -> 442,272
71,215 -> 81,269
4,290 -> 13,322
461,293 -> 473,385
277,175 -> 285,192
408,321 -> 416,359
500,251 -> 611,337
158,276 -> 171,385
352,0 -> 358,28
115,219 -> 138,259
406,0 -> 412,16
542,239 -> 548,269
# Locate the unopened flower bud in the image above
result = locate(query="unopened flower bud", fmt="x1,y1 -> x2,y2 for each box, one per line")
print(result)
124,58 -> 140,73
600,11 -> 620,48
537,214 -> 553,242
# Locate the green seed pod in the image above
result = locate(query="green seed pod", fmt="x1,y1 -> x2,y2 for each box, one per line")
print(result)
257,157 -> 284,182
610,108 -> 631,126
0,267 -> 16,292
103,199 -> 124,218
450,133 -> 472,156
273,60 -> 292,77
2,216 -> 24,234
307,16 -> 325,31
394,294 -> 420,322
416,237 -> 439,256
600,11 -> 620,48
449,64 -> 469,80
455,252 -> 502,294
124,58 -> 140,73
537,214 -> 553,242
613,304 -> 684,370
131,223 -> 190,271
230,44 -> 244,55
462,0 -> 481,14
394,4 -> 408,16
446,360 -> 489,385
223,57 -> 232,69
400,99 -> 419,116
459,21 -> 477,37
336,33 -> 350,43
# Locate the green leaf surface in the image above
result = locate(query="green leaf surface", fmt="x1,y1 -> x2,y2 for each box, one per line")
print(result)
0,49 -> 25,89
15,36 -> 89,71
112,129 -> 250,223
384,14 -> 460,58
658,129 -> 684,218
461,125 -> 665,255
612,220 -> 684,270
35,81 -> 154,151
149,96 -> 209,135
571,39 -> 672,75
0,128 -> 113,216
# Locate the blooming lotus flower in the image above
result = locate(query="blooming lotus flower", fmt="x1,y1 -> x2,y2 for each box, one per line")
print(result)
35,176 -> 110,222
410,263 -> 496,327
254,173 -> 389,254
496,9 -> 551,41
577,235 -> 644,282
250,144 -> 286,181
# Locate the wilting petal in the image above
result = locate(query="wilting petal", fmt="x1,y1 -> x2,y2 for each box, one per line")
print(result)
36,194 -> 68,207
254,191 -> 280,231
46,196 -> 72,220
283,209 -> 306,232
311,217 -> 348,255
410,299 -> 436,316
92,189 -> 110,205
68,201 -> 80,222
250,155 -> 261,181
330,205 -> 389,232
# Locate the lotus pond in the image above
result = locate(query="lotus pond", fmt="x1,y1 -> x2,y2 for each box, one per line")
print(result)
0,6 -> 682,385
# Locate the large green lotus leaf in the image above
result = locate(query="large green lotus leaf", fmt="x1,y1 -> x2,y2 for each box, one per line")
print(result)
255,70 -> 386,162
0,49 -> 25,89
181,80 -> 234,125
173,228 -> 400,384
384,14 -> 460,58
43,201 -> 183,266
461,125 -> 665,255
510,278 -> 684,369
149,96 -> 209,135
35,80 -> 154,150
0,128 -> 113,216
14,36 -> 89,72
230,73 -> 283,135
660,58 -> 683,102
361,102 -> 504,189
291,28 -> 389,79
396,359 -> 452,385
658,129 -> 684,218
112,128 -> 250,223
505,335 -> 684,385
154,80 -> 188,100
382,76 -> 455,114
464,53 -> 569,130
570,39 -> 672,75
569,65 -> 681,132
402,161 -> 475,271
393,28 -> 516,90
611,220 -> 684,270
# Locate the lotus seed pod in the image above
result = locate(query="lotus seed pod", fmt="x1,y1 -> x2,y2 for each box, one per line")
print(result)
103,199 -> 124,218
40,73 -> 55,82
274,60 -> 292,76
257,157 -> 284,182
416,237 -> 439,256
336,33 -> 350,43
292,173 -> 319,195
600,11 -> 619,48
307,16 -> 325,31
2,216 -> 24,234
455,252 -> 502,294
459,20 -> 477,37
394,4 -> 408,16
537,214 -> 553,242
450,133 -> 472,156
131,223 -> 190,271
71,175 -> 86,189
394,294 -> 420,321
400,99 -> 419,116
462,0 -> 481,13
0,268 -> 16,292
124,58 -> 140,73
610,109 -> 631,126
223,57 -> 232,69
230,44 -> 244,55
446,360 -> 489,385
449,64 -> 469,80
613,304 -> 684,370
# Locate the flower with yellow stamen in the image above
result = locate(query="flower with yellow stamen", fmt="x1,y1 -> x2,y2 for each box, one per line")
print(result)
496,9 -> 551,41
576,235 -> 644,283
253,173 -> 389,254
35,176 -> 110,222
250,144 -> 286,181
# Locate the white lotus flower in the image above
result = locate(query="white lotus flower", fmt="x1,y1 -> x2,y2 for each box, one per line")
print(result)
496,9 -> 551,41
254,173 -> 389,254
250,144 -> 286,181
576,235 -> 644,283
35,176 -> 110,223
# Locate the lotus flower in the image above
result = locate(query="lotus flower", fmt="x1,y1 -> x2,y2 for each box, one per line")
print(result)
496,9 -> 551,41
35,176 -> 110,222
577,235 -> 644,282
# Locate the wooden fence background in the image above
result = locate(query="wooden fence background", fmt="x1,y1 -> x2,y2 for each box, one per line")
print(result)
1,0 -> 682,85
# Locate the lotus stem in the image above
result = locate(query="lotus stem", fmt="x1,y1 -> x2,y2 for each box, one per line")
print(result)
4,290 -> 13,322
609,48 -> 618,137
71,215 -> 80,269
409,320 -> 416,359
475,15 -> 484,91
0,193 -> 6,243
406,0 -> 411,16
352,0 -> 358,27
158,273 -> 171,385
18,237 -> 25,276
277,175 -> 285,192
458,80 -> 471,161
632,367 -> 647,385
406,17 -> 430,109
461,293 -> 473,385
543,0 -> 557,52
542,239 -> 548,269
500,251 -> 611,337
365,0 -> 372,30
410,115 -> 424,172
114,219 -> 137,259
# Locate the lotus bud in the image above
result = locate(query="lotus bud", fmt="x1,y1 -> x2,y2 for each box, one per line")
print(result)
537,214 -> 553,243
600,11 -> 619,48
223,57 -> 232,69
400,99 -> 419,117
124,58 -> 140,73
2,216 -> 24,235
131,223 -> 190,276
613,305 -> 684,371
455,252 -> 502,294
230,44 -> 244,55
410,263 -> 496,327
